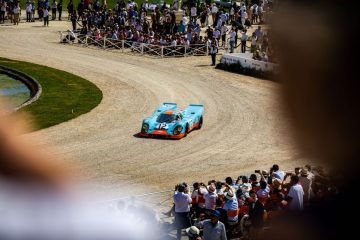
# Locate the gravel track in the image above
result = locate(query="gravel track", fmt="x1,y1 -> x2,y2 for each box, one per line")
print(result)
0,20 -> 303,197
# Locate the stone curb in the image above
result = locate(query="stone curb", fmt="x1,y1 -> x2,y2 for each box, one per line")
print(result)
0,65 -> 42,111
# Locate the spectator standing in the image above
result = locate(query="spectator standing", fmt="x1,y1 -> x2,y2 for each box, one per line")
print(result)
38,1 -> 44,21
57,0 -> 62,20
223,191 -> 239,223
250,32 -> 257,53
173,183 -> 192,240
240,29 -> 248,53
254,26 -> 263,41
43,6 -> 49,26
286,175 -> 304,211
229,27 -> 236,53
51,0 -> 57,20
203,183 -> 218,210
211,3 -> 217,26
13,3 -> 21,25
248,190 -> 265,239
0,1 -> 6,23
77,0 -> 84,20
220,22 -> 227,47
209,39 -> 218,66
70,9 -> 77,30
31,0 -> 35,21
178,20 -> 186,33
67,0 -> 73,20
190,4 -> 197,23
26,1 -> 32,22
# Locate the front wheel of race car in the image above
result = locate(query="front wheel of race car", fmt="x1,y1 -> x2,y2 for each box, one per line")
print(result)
198,116 -> 203,129
184,124 -> 189,137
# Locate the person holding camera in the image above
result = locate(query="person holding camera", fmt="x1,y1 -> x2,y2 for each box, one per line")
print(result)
200,182 -> 218,214
173,183 -> 192,240
236,176 -> 252,197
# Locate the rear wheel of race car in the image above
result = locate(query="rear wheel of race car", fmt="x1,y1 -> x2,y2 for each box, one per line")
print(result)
198,116 -> 203,129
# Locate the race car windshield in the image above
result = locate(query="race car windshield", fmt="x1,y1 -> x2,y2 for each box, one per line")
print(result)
157,114 -> 176,123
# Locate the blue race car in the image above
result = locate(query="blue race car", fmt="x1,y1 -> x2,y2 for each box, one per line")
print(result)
140,102 -> 204,139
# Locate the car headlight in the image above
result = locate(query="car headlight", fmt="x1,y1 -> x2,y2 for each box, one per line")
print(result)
173,125 -> 183,135
141,123 -> 149,133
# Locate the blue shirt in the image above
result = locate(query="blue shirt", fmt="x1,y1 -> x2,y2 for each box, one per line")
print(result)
201,219 -> 227,240
223,199 -> 238,222
178,24 -> 185,33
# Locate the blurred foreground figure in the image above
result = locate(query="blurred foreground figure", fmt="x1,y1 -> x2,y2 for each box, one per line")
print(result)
271,1 -> 359,240
0,102 -> 160,240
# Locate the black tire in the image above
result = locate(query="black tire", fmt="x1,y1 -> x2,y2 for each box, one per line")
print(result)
198,116 -> 203,129
184,124 -> 189,137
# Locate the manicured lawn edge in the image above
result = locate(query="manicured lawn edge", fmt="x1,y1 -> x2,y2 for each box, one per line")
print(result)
0,58 -> 102,131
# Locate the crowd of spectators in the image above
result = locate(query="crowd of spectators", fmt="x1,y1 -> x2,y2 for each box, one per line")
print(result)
0,0 -> 276,61
61,0 -> 275,60
168,163 -> 335,240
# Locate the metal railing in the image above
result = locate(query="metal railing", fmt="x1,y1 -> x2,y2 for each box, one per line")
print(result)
59,31 -> 209,58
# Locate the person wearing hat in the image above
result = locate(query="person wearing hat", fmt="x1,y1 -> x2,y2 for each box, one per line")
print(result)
173,183 -> 192,240
185,226 -> 201,240
201,183 -> 218,211
198,209 -> 227,240
223,190 -> 239,223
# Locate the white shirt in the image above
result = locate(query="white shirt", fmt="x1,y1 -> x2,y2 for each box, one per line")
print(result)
13,6 -> 20,14
43,9 -> 49,17
173,192 -> 192,213
256,186 -> 270,198
241,32 -> 248,41
211,5 -> 218,14
287,183 -> 304,211
26,4 -> 32,12
190,6 -> 197,16
273,170 -> 285,181
204,192 -> 217,209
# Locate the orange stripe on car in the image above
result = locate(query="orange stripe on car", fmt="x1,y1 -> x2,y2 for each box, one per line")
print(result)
165,110 -> 174,114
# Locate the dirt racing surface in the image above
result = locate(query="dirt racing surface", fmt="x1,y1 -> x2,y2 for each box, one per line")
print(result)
0,20 -> 305,198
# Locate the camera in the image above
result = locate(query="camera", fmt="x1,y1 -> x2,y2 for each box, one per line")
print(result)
255,170 -> 261,173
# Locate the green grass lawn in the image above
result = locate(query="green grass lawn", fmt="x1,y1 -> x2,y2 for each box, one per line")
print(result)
0,58 -> 102,131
